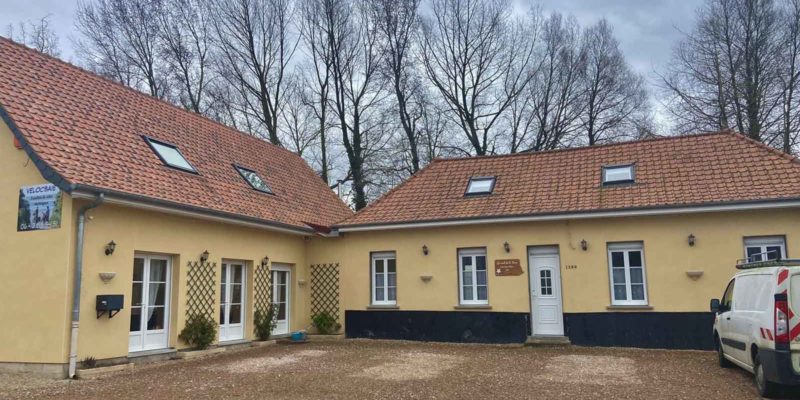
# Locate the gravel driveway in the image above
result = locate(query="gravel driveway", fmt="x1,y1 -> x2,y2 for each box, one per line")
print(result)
0,340 -> 783,399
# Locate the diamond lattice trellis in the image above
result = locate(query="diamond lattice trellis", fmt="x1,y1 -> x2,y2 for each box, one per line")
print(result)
186,261 -> 217,320
310,263 -> 340,324
253,263 -> 272,314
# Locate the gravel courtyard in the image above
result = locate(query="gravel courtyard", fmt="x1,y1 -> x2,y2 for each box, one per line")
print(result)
0,340 -> 779,399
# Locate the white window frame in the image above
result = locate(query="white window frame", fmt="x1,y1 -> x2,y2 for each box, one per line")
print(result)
465,177 -> 496,195
744,236 -> 786,262
371,252 -> 397,305
607,242 -> 648,306
458,248 -> 489,305
602,164 -> 634,185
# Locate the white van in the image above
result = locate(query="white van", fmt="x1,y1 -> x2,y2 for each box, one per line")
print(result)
711,257 -> 800,397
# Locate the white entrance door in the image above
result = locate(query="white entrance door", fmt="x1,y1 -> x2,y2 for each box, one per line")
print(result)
271,265 -> 291,336
529,247 -> 564,336
129,255 -> 171,352
219,262 -> 245,342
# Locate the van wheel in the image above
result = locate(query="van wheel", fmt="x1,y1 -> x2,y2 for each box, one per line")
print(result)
754,354 -> 780,398
717,338 -> 732,368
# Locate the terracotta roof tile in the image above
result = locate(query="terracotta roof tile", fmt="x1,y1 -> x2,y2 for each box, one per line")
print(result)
0,38 -> 352,231
339,131 -> 800,227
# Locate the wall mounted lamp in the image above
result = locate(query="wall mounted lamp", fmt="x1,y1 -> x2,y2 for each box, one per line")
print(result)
200,250 -> 210,263
580,239 -> 588,251
688,234 -> 696,247
422,245 -> 429,255
261,256 -> 270,267
104,240 -> 116,256
503,241 -> 510,253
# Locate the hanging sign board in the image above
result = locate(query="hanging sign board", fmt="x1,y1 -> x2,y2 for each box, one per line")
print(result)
495,259 -> 523,276
17,183 -> 62,231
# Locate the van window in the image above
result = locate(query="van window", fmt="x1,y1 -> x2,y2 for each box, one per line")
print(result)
733,275 -> 772,311
721,279 -> 735,310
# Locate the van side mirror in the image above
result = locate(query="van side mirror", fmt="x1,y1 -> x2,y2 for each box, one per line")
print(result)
710,298 -> 721,313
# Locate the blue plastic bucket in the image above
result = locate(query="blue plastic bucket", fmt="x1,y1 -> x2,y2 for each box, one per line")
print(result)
291,331 -> 307,342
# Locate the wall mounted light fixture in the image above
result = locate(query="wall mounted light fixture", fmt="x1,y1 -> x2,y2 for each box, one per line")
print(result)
104,240 -> 116,256
261,256 -> 270,267
580,239 -> 588,251
503,241 -> 510,253
422,245 -> 429,255
200,250 -> 210,263
688,234 -> 696,247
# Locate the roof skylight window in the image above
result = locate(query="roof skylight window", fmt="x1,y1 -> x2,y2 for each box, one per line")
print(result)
465,176 -> 496,195
602,164 -> 635,185
144,137 -> 196,173
235,165 -> 273,194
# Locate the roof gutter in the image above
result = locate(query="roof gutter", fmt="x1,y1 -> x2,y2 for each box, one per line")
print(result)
71,186 -> 315,236
335,198 -> 800,233
68,193 -> 104,378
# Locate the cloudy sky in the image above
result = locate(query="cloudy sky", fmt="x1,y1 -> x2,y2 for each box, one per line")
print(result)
1,0 -> 705,125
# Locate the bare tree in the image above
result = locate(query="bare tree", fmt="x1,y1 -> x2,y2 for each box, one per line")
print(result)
75,0 -> 169,98
281,78 -> 319,156
157,0 -> 212,114
420,0 -> 537,155
211,0 -> 298,145
581,19 -> 649,145
372,0 -> 424,173
777,0 -> 800,152
6,15 -> 61,57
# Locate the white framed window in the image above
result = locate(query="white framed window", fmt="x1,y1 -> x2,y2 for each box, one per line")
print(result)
458,248 -> 488,305
144,136 -> 196,173
607,242 -> 648,306
465,177 -> 496,195
371,252 -> 396,305
602,164 -> 634,185
744,236 -> 786,262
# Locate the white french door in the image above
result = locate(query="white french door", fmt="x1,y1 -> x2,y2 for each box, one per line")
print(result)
271,265 -> 291,336
129,255 -> 171,352
219,262 -> 246,342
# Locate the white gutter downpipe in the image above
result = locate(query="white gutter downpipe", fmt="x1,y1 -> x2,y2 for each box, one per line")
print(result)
68,193 -> 104,378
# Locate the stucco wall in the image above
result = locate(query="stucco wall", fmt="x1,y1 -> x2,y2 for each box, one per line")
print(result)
308,209 -> 800,319
0,120 -> 74,364
71,201 -> 310,360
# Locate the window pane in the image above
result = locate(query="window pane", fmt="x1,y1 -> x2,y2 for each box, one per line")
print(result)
150,260 -> 167,282
612,268 -> 626,284
133,259 -> 144,281
375,273 -> 384,287
376,288 -> 384,301
130,307 -> 141,332
146,306 -> 165,330
278,303 -> 286,320
461,256 -> 472,268
463,286 -> 473,301
628,251 -> 642,267
462,271 -> 472,285
220,282 -> 226,303
236,167 -> 272,193
220,305 -> 225,324
229,305 -> 241,324
387,273 -> 396,287
766,246 -> 782,260
132,282 -> 142,306
476,256 -> 486,271
611,252 -> 625,268
150,140 -> 195,171
233,266 -> 243,283
375,259 -> 384,274
631,284 -> 645,300
630,268 -> 643,284
387,258 -> 396,273
477,286 -> 487,300
232,284 -> 242,303
221,265 -> 228,284
604,166 -> 632,182
388,287 -> 396,301
746,246 -> 761,261
149,283 -> 166,306
466,178 -> 494,194
614,285 -> 627,300
476,270 -> 487,285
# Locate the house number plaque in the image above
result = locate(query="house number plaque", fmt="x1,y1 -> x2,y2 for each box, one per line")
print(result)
495,259 -> 523,276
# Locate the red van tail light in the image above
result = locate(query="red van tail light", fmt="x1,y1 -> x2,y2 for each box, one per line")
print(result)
775,293 -> 789,345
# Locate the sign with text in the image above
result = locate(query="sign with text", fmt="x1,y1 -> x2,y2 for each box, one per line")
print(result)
494,259 -> 523,276
17,184 -> 62,231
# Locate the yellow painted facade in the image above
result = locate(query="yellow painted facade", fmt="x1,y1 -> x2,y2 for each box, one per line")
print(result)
308,211 -> 799,315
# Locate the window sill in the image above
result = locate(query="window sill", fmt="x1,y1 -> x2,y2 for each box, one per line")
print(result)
606,305 -> 653,310
367,305 -> 399,310
454,305 -> 492,310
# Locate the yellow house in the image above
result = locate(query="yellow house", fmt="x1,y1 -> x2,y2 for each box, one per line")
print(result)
4,37 -> 800,378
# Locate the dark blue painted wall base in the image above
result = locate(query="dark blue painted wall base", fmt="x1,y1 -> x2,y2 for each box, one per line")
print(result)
564,312 -> 716,350
346,310 -> 716,350
345,310 -> 529,343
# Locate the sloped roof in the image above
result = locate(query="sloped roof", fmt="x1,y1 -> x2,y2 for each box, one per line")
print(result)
0,37 -> 352,232
338,131 -> 800,228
